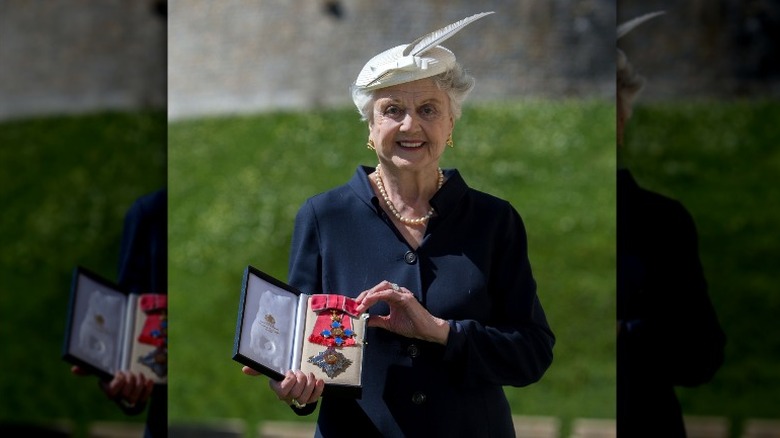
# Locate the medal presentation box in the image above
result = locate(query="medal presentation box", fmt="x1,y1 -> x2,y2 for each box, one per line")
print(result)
232,265 -> 367,398
62,266 -> 168,384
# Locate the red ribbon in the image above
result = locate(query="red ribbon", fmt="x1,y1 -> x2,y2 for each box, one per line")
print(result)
137,293 -> 167,348
308,294 -> 358,347
309,294 -> 359,317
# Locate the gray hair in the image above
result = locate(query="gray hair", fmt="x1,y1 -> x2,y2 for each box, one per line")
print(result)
350,62 -> 475,122
617,48 -> 645,112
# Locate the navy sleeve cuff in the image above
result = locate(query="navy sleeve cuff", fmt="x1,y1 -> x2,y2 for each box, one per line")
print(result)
442,320 -> 466,361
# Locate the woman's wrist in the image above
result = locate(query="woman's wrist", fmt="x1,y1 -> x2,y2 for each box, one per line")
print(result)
426,317 -> 450,345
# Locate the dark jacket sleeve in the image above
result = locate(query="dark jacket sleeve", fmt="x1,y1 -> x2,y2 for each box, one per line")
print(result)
117,189 -> 167,294
114,189 -> 168,428
443,204 -> 555,387
283,199 -> 321,416
288,199 -> 323,296
622,198 -> 725,387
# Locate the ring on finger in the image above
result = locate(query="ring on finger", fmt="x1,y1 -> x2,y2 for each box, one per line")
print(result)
291,398 -> 306,409
390,283 -> 399,291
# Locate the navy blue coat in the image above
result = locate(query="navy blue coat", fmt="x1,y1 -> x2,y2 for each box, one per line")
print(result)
617,170 -> 725,437
117,189 -> 167,438
288,166 -> 554,437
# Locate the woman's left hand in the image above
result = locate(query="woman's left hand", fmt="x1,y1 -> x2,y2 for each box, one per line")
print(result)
355,281 -> 450,345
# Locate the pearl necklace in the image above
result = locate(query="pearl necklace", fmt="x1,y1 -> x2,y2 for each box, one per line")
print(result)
374,163 -> 444,225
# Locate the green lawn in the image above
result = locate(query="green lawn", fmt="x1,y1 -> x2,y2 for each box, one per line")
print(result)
167,100 -> 616,436
0,111 -> 166,437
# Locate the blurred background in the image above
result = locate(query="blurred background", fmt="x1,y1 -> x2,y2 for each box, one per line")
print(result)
167,0 -> 615,121
6,0 -> 778,437
0,0 -> 166,436
619,0 -> 780,437
168,1 -> 615,437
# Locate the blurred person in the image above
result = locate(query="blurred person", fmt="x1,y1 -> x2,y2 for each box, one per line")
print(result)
71,189 -> 167,438
241,12 -> 555,437
617,12 -> 726,438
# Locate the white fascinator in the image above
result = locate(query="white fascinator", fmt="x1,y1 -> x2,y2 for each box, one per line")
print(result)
618,11 -> 665,102
618,10 -> 666,40
353,11 -> 494,91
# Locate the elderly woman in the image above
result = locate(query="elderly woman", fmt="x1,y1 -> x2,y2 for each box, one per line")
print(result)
617,12 -> 725,438
244,12 -> 554,437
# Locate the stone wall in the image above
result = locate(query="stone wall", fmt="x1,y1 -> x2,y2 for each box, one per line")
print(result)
4,1 -> 779,121
619,0 -> 780,100
0,0 -> 617,121
0,0 -> 166,121
167,0 -> 615,120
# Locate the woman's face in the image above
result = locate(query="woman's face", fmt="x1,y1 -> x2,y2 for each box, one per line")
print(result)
617,93 -> 632,147
369,78 -> 454,172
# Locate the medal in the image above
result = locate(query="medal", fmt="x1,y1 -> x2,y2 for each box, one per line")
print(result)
308,346 -> 353,378
307,294 -> 360,378
310,310 -> 355,347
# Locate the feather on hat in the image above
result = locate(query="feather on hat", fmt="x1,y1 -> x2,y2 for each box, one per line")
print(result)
617,11 -> 665,105
617,10 -> 665,66
618,10 -> 665,40
354,11 -> 494,91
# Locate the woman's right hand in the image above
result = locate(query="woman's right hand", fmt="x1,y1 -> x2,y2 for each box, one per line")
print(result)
71,365 -> 154,408
242,367 -> 324,408
99,370 -> 155,408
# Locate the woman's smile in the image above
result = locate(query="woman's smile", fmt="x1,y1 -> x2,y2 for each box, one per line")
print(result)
398,140 -> 425,148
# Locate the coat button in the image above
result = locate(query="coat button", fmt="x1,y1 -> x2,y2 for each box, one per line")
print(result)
404,251 -> 417,264
407,344 -> 419,358
411,392 -> 427,405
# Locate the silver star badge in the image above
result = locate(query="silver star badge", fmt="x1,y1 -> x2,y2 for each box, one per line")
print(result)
308,347 -> 352,378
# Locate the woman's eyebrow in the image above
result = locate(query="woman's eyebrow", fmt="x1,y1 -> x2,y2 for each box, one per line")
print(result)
376,96 -> 402,105
419,97 -> 443,105
376,94 -> 442,108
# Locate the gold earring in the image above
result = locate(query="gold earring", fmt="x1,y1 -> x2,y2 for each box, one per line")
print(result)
446,134 -> 454,148
367,138 -> 375,150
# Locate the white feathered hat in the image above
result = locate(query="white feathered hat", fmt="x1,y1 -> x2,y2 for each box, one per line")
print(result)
617,11 -> 665,69
617,11 -> 665,103
353,11 -> 494,91
618,10 -> 665,40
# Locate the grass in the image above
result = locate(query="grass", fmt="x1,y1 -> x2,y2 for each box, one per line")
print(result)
167,100 -> 616,436
0,111 -> 166,437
